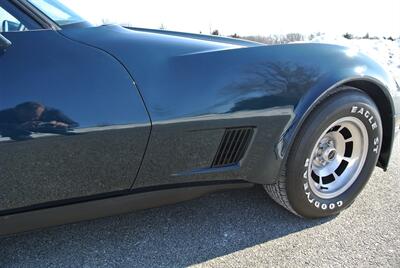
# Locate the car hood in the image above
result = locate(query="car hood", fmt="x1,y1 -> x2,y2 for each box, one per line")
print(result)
62,25 -> 260,60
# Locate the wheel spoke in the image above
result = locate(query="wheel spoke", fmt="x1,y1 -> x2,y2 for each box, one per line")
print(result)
318,177 -> 324,188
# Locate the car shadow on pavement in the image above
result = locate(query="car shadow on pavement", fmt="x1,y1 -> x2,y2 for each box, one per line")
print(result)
0,186 -> 333,267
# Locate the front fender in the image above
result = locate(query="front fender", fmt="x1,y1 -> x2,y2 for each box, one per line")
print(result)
278,59 -> 400,182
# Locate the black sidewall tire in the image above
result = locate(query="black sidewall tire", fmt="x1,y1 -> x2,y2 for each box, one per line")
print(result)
286,90 -> 383,218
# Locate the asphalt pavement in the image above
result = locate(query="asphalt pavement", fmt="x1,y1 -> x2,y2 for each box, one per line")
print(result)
1,139 -> 399,267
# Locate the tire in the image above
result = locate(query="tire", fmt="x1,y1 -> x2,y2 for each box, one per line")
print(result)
264,87 -> 383,218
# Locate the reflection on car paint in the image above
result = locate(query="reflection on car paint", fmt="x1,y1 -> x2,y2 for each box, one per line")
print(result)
0,102 -> 78,141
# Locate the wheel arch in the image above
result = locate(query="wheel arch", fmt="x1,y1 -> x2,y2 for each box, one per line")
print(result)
343,79 -> 395,170
281,77 -> 395,175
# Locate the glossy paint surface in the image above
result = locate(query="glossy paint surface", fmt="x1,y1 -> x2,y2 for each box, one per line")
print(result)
1,0 -> 399,215
62,25 -> 400,188
0,30 -> 150,211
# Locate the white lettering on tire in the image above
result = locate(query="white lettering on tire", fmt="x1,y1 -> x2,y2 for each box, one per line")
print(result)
351,106 -> 379,131
351,106 -> 380,153
304,189 -> 342,210
373,137 -> 380,154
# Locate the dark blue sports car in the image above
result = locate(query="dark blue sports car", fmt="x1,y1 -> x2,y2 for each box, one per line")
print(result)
0,0 -> 399,235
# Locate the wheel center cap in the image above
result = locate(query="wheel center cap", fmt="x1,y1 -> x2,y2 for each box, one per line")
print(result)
322,147 -> 337,162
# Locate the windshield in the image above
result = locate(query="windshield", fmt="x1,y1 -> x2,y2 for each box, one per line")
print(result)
27,0 -> 90,28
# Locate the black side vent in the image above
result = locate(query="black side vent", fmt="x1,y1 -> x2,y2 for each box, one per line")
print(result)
212,127 -> 254,168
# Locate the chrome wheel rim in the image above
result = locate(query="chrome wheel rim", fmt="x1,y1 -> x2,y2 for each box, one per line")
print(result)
308,117 -> 369,199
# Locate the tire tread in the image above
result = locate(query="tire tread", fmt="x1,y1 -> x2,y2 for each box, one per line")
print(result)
264,168 -> 300,217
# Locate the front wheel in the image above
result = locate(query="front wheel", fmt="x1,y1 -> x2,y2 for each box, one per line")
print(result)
264,87 -> 383,218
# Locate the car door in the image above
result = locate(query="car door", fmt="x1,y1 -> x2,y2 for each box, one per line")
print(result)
0,4 -> 151,213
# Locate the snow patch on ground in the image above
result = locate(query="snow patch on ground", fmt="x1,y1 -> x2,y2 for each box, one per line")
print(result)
311,35 -> 400,84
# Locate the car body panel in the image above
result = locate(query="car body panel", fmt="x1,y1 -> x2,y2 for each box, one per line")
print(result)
61,25 -> 400,187
0,29 -> 151,212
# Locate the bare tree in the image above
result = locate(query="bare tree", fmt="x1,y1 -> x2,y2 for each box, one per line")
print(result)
241,33 -> 306,45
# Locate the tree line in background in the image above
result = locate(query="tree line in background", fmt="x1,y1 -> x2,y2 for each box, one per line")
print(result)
118,21 -> 399,44
187,27 -> 399,44
229,32 -> 307,44
203,29 -> 310,44
208,29 -> 399,44
220,31 -> 399,44
342,32 -> 397,41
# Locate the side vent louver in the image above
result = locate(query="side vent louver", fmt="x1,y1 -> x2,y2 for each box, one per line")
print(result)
212,127 -> 254,168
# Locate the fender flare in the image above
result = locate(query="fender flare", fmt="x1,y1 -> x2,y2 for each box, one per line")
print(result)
277,75 -> 395,181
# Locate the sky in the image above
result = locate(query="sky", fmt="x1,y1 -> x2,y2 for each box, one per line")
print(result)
64,0 -> 400,37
